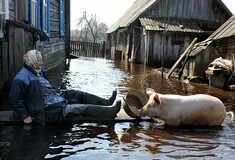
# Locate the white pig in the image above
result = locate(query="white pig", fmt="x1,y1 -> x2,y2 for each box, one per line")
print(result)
140,88 -> 234,126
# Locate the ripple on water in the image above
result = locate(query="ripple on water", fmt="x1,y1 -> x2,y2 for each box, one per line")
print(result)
47,58 -> 235,159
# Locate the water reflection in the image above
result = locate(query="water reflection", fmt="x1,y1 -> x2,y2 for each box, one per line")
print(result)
41,123 -> 117,159
2,124 -> 56,159
59,57 -> 132,98
1,57 -> 235,160
41,120 -> 235,159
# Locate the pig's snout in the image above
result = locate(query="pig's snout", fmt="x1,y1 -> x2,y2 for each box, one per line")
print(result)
138,108 -> 143,115
138,106 -> 147,116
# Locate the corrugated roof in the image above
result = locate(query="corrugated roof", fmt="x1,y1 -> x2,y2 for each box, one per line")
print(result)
208,14 -> 235,40
106,0 -> 158,33
106,0 -> 232,34
189,14 -> 235,57
139,17 -> 204,33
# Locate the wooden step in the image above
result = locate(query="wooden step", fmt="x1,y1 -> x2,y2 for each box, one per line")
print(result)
0,109 -> 152,125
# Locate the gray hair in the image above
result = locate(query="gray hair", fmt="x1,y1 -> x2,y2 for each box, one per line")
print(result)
23,49 -> 42,69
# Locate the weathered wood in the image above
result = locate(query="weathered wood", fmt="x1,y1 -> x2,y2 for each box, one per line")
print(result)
108,0 -> 230,67
15,0 -> 28,22
70,41 -> 105,58
2,42 -> 8,82
166,38 -> 198,79
0,0 -> 69,92
0,109 -> 152,125
14,27 -> 24,73
65,0 -> 71,60
0,111 -> 21,124
8,25 -> 15,80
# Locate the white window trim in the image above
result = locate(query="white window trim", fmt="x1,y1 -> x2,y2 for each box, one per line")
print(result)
31,0 -> 38,28
42,0 -> 47,32
4,0 -> 8,19
0,0 -> 9,38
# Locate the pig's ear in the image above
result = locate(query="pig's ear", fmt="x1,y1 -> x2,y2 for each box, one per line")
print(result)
146,88 -> 156,96
153,94 -> 160,104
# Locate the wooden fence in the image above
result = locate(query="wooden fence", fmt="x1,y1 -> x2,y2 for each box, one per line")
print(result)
70,41 -> 106,58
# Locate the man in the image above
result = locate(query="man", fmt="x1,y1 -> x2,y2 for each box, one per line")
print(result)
9,49 -> 121,125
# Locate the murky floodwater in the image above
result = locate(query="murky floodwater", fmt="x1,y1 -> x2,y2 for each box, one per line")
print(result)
1,57 -> 235,160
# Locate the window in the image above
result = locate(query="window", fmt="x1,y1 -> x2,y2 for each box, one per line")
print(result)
29,0 -> 50,38
0,0 -> 9,38
42,0 -> 47,32
171,35 -> 184,47
59,0 -> 65,38
42,0 -> 50,37
30,0 -> 41,28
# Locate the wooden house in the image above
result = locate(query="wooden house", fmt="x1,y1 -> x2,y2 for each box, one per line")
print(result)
0,0 -> 70,91
181,14 -> 235,86
106,0 -> 232,68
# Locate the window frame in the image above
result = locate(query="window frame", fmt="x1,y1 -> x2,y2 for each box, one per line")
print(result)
29,0 -> 40,29
29,0 -> 50,38
0,0 -> 9,37
0,0 -> 9,20
41,0 -> 50,37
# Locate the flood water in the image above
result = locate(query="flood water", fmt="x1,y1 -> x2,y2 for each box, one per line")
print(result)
1,57 -> 235,160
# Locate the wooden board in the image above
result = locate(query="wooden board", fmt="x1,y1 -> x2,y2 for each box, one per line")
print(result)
0,110 -> 21,124
0,109 -> 152,125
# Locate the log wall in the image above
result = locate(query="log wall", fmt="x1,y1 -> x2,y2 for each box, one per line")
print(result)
0,0 -> 69,91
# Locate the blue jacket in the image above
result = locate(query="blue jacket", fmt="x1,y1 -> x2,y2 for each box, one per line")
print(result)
9,64 -> 65,125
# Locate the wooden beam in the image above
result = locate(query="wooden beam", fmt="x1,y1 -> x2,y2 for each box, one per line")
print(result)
0,109 -> 153,125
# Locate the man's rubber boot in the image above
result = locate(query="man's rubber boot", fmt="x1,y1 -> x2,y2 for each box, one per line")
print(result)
63,100 -> 121,119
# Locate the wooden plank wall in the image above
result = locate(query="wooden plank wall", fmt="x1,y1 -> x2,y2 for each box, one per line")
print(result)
150,0 -> 229,22
112,0 -> 230,67
43,0 -> 66,72
140,0 -> 229,67
0,43 -> 5,87
0,0 -> 69,90
219,38 -> 235,65
8,25 -> 34,81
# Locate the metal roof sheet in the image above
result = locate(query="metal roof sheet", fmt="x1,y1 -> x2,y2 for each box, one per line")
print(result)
208,14 -> 235,40
189,14 -> 235,57
106,0 -> 232,34
139,17 -> 204,33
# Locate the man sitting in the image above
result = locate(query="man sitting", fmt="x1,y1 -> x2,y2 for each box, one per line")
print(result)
9,49 -> 121,125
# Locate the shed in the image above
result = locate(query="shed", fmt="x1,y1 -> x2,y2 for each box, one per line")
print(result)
182,14 -> 235,81
106,0 -> 232,68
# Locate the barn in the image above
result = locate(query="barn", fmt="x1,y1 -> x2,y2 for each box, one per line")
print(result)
181,14 -> 235,88
106,0 -> 232,68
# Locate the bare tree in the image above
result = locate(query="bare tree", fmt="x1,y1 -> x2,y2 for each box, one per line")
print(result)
76,10 -> 108,43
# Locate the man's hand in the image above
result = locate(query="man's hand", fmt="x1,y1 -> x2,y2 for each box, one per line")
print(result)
23,116 -> 33,124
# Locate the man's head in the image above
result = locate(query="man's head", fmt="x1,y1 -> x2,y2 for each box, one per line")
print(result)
23,49 -> 43,73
